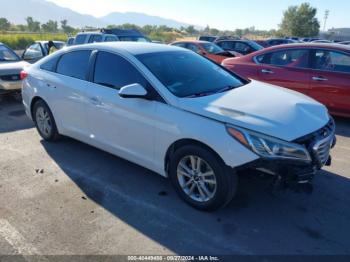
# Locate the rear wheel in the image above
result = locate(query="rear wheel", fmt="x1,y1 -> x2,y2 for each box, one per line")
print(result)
169,145 -> 237,211
33,100 -> 60,141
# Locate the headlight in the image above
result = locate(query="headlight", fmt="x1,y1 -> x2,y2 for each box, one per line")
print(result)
226,125 -> 311,162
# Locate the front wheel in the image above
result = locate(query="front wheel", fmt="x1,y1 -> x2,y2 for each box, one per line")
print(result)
33,100 -> 60,141
169,145 -> 238,211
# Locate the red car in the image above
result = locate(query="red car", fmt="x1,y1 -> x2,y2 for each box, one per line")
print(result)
170,40 -> 241,64
222,43 -> 350,117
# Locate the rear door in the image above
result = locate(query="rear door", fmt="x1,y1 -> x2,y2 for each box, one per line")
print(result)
309,49 -> 350,116
51,50 -> 92,138
256,48 -> 311,96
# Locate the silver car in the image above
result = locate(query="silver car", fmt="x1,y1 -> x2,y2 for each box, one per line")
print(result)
0,43 -> 29,96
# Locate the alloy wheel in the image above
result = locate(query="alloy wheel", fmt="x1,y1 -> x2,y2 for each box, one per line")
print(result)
177,155 -> 217,202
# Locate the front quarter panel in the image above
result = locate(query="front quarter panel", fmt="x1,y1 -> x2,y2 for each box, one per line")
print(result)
153,102 -> 259,176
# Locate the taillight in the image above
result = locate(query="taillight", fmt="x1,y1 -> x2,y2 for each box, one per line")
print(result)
20,70 -> 28,80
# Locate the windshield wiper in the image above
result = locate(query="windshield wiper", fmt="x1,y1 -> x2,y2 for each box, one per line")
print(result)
185,85 -> 236,98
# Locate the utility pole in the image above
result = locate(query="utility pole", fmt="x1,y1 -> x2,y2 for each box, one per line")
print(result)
323,10 -> 330,31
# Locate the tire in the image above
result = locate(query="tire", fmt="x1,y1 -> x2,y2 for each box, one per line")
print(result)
169,145 -> 238,211
33,100 -> 60,141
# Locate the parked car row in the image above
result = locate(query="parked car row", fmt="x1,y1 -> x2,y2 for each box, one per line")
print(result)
0,42 -> 30,96
222,43 -> 350,117
19,41 -> 337,211
170,40 -> 242,63
67,29 -> 151,47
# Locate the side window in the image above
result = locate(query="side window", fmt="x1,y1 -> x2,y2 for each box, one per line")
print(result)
88,35 -> 102,43
186,44 -> 200,53
256,54 -> 270,64
104,36 -> 117,42
312,50 -> 350,73
56,50 -> 92,80
217,41 -> 234,50
93,51 -> 148,89
40,55 -> 60,72
23,43 -> 43,60
74,35 -> 87,45
268,49 -> 309,68
235,42 -> 251,53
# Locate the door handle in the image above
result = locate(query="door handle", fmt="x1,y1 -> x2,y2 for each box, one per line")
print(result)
261,69 -> 274,74
46,83 -> 56,89
312,76 -> 328,81
89,97 -> 101,105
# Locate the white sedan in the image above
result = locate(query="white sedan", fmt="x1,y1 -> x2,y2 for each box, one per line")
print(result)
22,42 -> 335,211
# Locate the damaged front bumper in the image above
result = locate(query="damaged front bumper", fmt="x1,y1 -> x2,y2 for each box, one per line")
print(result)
238,119 -> 337,192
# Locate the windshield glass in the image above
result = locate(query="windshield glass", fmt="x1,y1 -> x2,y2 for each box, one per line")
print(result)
137,51 -> 246,98
200,43 -> 224,54
249,41 -> 264,50
0,45 -> 20,62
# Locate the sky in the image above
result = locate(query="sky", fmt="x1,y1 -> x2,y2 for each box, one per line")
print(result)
47,0 -> 349,30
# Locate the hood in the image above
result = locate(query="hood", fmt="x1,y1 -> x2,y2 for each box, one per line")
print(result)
0,61 -> 30,75
177,80 -> 329,141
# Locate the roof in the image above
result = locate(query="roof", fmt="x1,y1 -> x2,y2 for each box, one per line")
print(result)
103,29 -> 145,37
65,42 -> 186,55
172,40 -> 211,44
35,40 -> 65,44
264,42 -> 350,51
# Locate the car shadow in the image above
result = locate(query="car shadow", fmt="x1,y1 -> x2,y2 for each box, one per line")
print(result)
334,116 -> 350,138
41,137 -> 350,255
0,95 -> 34,133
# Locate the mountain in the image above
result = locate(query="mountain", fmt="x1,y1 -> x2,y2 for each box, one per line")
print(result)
0,0 -> 193,29
101,12 -> 190,28
0,0 -> 106,28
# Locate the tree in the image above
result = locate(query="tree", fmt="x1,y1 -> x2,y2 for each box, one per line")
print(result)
41,20 -> 58,32
235,29 -> 243,37
209,28 -> 219,36
26,17 -> 40,32
0,18 -> 10,31
185,25 -> 196,35
279,3 -> 320,37
61,20 -> 75,34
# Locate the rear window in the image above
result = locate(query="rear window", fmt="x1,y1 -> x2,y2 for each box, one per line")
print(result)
56,50 -> 92,80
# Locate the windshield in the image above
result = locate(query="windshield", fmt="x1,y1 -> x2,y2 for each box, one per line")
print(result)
248,41 -> 264,51
200,43 -> 224,54
118,36 -> 151,42
0,44 -> 20,62
137,51 -> 246,98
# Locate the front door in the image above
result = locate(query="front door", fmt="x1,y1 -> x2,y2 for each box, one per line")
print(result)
84,51 -> 158,168
257,48 -> 311,96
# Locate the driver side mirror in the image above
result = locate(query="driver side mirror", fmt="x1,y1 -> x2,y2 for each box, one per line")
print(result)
118,83 -> 149,99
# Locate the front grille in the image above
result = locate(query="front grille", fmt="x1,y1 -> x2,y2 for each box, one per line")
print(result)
0,74 -> 20,81
294,118 -> 335,167
312,135 -> 333,165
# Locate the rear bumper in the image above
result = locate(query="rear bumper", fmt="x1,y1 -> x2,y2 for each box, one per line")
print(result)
0,80 -> 22,92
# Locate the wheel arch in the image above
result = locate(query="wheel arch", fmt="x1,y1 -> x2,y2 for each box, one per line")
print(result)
30,96 -> 46,120
164,138 -> 226,175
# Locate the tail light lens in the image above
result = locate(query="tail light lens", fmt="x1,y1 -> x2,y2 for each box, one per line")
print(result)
20,70 -> 28,80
